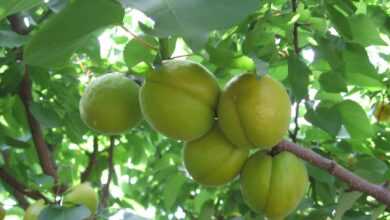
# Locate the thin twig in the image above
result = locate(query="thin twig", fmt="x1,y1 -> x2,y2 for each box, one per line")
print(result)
168,54 -> 195,60
81,137 -> 99,182
290,100 -> 301,142
291,0 -> 300,54
275,140 -> 390,206
100,136 -> 116,209
120,25 -> 158,50
0,167 -> 49,203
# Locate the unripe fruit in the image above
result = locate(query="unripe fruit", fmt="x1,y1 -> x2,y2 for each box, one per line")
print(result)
240,151 -> 308,220
0,206 -> 5,220
63,182 -> 98,215
184,126 -> 248,186
374,102 -> 390,122
140,60 -> 220,141
218,74 -> 291,149
24,200 -> 46,220
80,73 -> 142,135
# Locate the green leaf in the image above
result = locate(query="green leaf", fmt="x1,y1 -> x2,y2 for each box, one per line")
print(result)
334,191 -> 362,220
319,71 -> 347,93
354,157 -> 388,183
288,55 -> 310,100
315,36 -> 344,71
163,173 -> 186,210
349,15 -> 385,46
30,102 -> 62,128
39,205 -> 90,220
199,200 -> 215,220
24,0 -> 124,68
0,30 -> 28,48
306,164 -> 335,185
326,4 -> 352,39
371,205 -> 386,220
123,36 -> 158,68
342,43 -> 383,88
305,103 -> 341,136
32,175 -> 54,191
64,112 -> 88,144
337,100 -> 373,140
0,0 -> 43,21
126,0 -> 259,39
4,136 -> 30,148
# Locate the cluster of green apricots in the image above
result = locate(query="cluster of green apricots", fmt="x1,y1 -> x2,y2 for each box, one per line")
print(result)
78,60 -> 308,220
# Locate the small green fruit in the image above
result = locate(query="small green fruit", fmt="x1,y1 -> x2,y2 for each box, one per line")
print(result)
63,182 -> 98,215
184,126 -> 248,186
218,74 -> 291,149
240,151 -> 308,220
140,60 -> 220,141
24,200 -> 46,220
374,102 -> 390,122
80,73 -> 142,135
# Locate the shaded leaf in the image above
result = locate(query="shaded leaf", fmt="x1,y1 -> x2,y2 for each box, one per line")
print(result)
124,36 -> 158,68
163,173 -> 186,210
30,102 -> 62,128
24,0 -> 124,67
319,71 -> 347,93
334,191 -> 362,220
305,103 -> 341,136
0,30 -> 28,48
288,55 -> 310,100
326,4 -> 352,39
349,15 -> 385,46
337,100 -> 373,140
39,205 -> 90,220
0,0 -> 43,21
125,0 -> 259,40
354,157 -> 388,183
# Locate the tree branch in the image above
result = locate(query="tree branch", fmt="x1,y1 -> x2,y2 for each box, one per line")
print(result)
81,136 -> 99,182
19,66 -> 59,181
100,136 -> 116,209
291,0 -> 300,54
0,167 -> 49,203
13,190 -> 30,209
275,140 -> 390,206
8,14 -> 60,192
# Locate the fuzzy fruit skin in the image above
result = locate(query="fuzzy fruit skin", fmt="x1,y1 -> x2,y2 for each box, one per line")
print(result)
63,182 -> 98,215
140,60 -> 220,141
24,200 -> 46,220
184,126 -> 248,186
218,74 -> 291,149
240,151 -> 308,220
374,102 -> 390,122
80,73 -> 142,135
0,206 -> 5,220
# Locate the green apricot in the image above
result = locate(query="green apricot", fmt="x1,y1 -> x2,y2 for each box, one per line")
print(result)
240,151 -> 308,220
80,73 -> 142,135
184,126 -> 248,186
218,74 -> 291,149
24,200 -> 46,220
140,60 -> 220,141
63,182 -> 99,215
